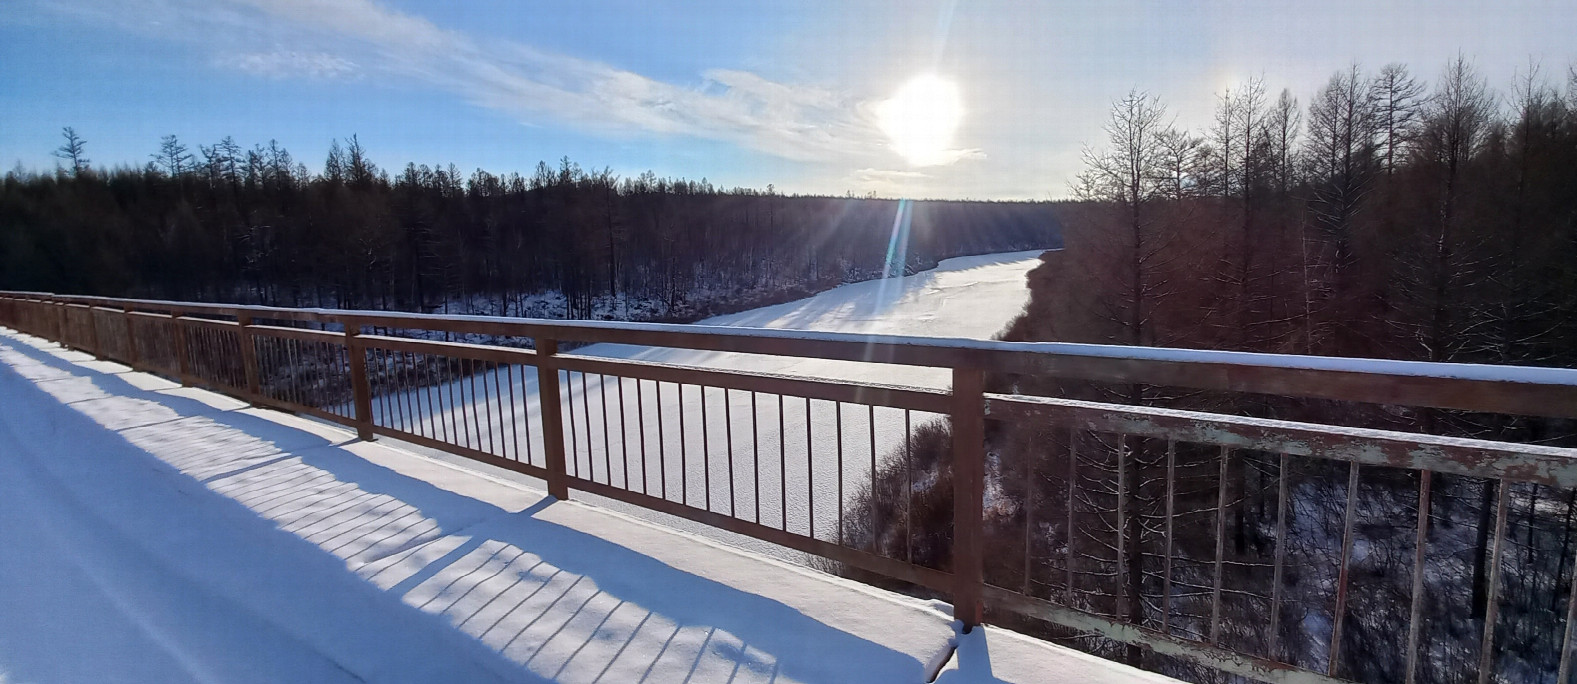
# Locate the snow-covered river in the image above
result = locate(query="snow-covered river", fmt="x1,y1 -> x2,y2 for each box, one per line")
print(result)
372,249 -> 1048,560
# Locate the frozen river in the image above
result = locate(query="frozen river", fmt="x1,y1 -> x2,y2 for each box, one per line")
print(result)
371,249 -> 1049,560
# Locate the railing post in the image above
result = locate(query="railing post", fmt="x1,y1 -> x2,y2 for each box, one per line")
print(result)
122,306 -> 140,369
171,312 -> 191,383
237,312 -> 260,399
345,323 -> 375,441
535,338 -> 570,500
951,366 -> 986,631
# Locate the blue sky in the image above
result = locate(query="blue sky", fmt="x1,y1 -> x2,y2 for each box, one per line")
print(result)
2,0 -> 1574,199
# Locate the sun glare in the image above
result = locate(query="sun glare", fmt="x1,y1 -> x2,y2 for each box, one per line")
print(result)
876,74 -> 963,167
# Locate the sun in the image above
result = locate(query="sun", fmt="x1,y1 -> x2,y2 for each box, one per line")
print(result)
876,74 -> 964,167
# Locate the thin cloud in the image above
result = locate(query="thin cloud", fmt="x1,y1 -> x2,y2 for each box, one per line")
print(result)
218,51 -> 358,80
80,0 -> 893,164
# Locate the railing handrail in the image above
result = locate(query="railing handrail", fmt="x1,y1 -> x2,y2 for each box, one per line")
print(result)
5,290 -> 1577,419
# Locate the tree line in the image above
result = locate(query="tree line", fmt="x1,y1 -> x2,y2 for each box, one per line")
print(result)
0,133 -> 1061,320
846,56 -> 1577,684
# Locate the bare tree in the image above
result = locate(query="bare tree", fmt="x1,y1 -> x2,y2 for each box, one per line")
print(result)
1265,89 -> 1302,195
1074,90 -> 1170,350
1369,63 -> 1427,177
153,134 -> 193,177
1223,77 -> 1268,349
1071,91 -> 1181,665
1411,54 -> 1497,621
1153,127 -> 1206,201
1305,64 -> 1376,273
1414,54 -> 1493,364
53,127 -> 89,177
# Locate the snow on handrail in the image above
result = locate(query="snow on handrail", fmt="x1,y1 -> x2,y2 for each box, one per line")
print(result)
4,290 -> 1577,418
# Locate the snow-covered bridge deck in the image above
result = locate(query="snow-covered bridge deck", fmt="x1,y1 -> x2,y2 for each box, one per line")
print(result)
0,328 -> 1175,684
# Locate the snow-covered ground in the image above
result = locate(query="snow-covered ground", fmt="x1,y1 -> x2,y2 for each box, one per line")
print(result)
0,326 -> 1179,684
366,250 -> 1048,557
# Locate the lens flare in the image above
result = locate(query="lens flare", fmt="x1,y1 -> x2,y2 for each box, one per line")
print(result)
876,74 -> 963,166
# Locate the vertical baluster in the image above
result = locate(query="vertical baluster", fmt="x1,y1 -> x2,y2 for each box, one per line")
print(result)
479,364 -> 495,454
202,325 -> 213,386
470,365 -> 485,453
702,387 -> 712,512
836,401 -> 844,546
383,348 -> 397,425
385,348 -> 401,430
1023,428 -> 1035,595
123,307 -> 140,370
288,334 -> 302,404
433,356 -> 449,444
1477,480 -> 1510,684
442,356 -> 455,441
1269,452 -> 1291,659
1212,445 -> 1231,644
377,346 -> 390,427
656,380 -> 667,499
494,363 -> 508,456
408,353 -> 423,437
579,371 -> 592,477
1163,440 -> 1176,634
460,361 -> 475,448
208,326 -> 219,386
600,375 -> 613,484
566,371 -> 579,475
404,352 -> 418,434
518,363 -> 536,464
276,338 -> 290,404
387,348 -> 401,426
778,394 -> 787,530
449,356 -> 463,444
422,356 -> 435,439
507,363 -> 522,460
806,397 -> 814,539
86,305 -> 102,359
381,348 -> 394,429
232,329 -> 243,389
869,404 -> 877,553
637,379 -> 649,494
286,336 -> 303,407
726,389 -> 736,518
678,384 -> 688,504
618,376 -> 630,485
446,360 -> 462,447
371,347 -> 387,427
1558,496 -> 1577,684
1117,436 -> 1129,625
483,363 -> 498,453
172,314 -> 190,383
760,390 -> 766,523
1329,461 -> 1361,674
905,409 -> 913,564
1067,429 -> 1077,604
1405,470 -> 1433,684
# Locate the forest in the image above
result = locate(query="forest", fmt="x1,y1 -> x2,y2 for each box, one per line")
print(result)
846,57 -> 1577,684
0,133 -> 1060,322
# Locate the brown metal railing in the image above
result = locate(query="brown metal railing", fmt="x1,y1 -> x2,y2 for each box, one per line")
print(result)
4,290 -> 1577,684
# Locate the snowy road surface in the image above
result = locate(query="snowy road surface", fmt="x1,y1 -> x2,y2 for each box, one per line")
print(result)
0,327 -> 1180,684
367,250 -> 1050,558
